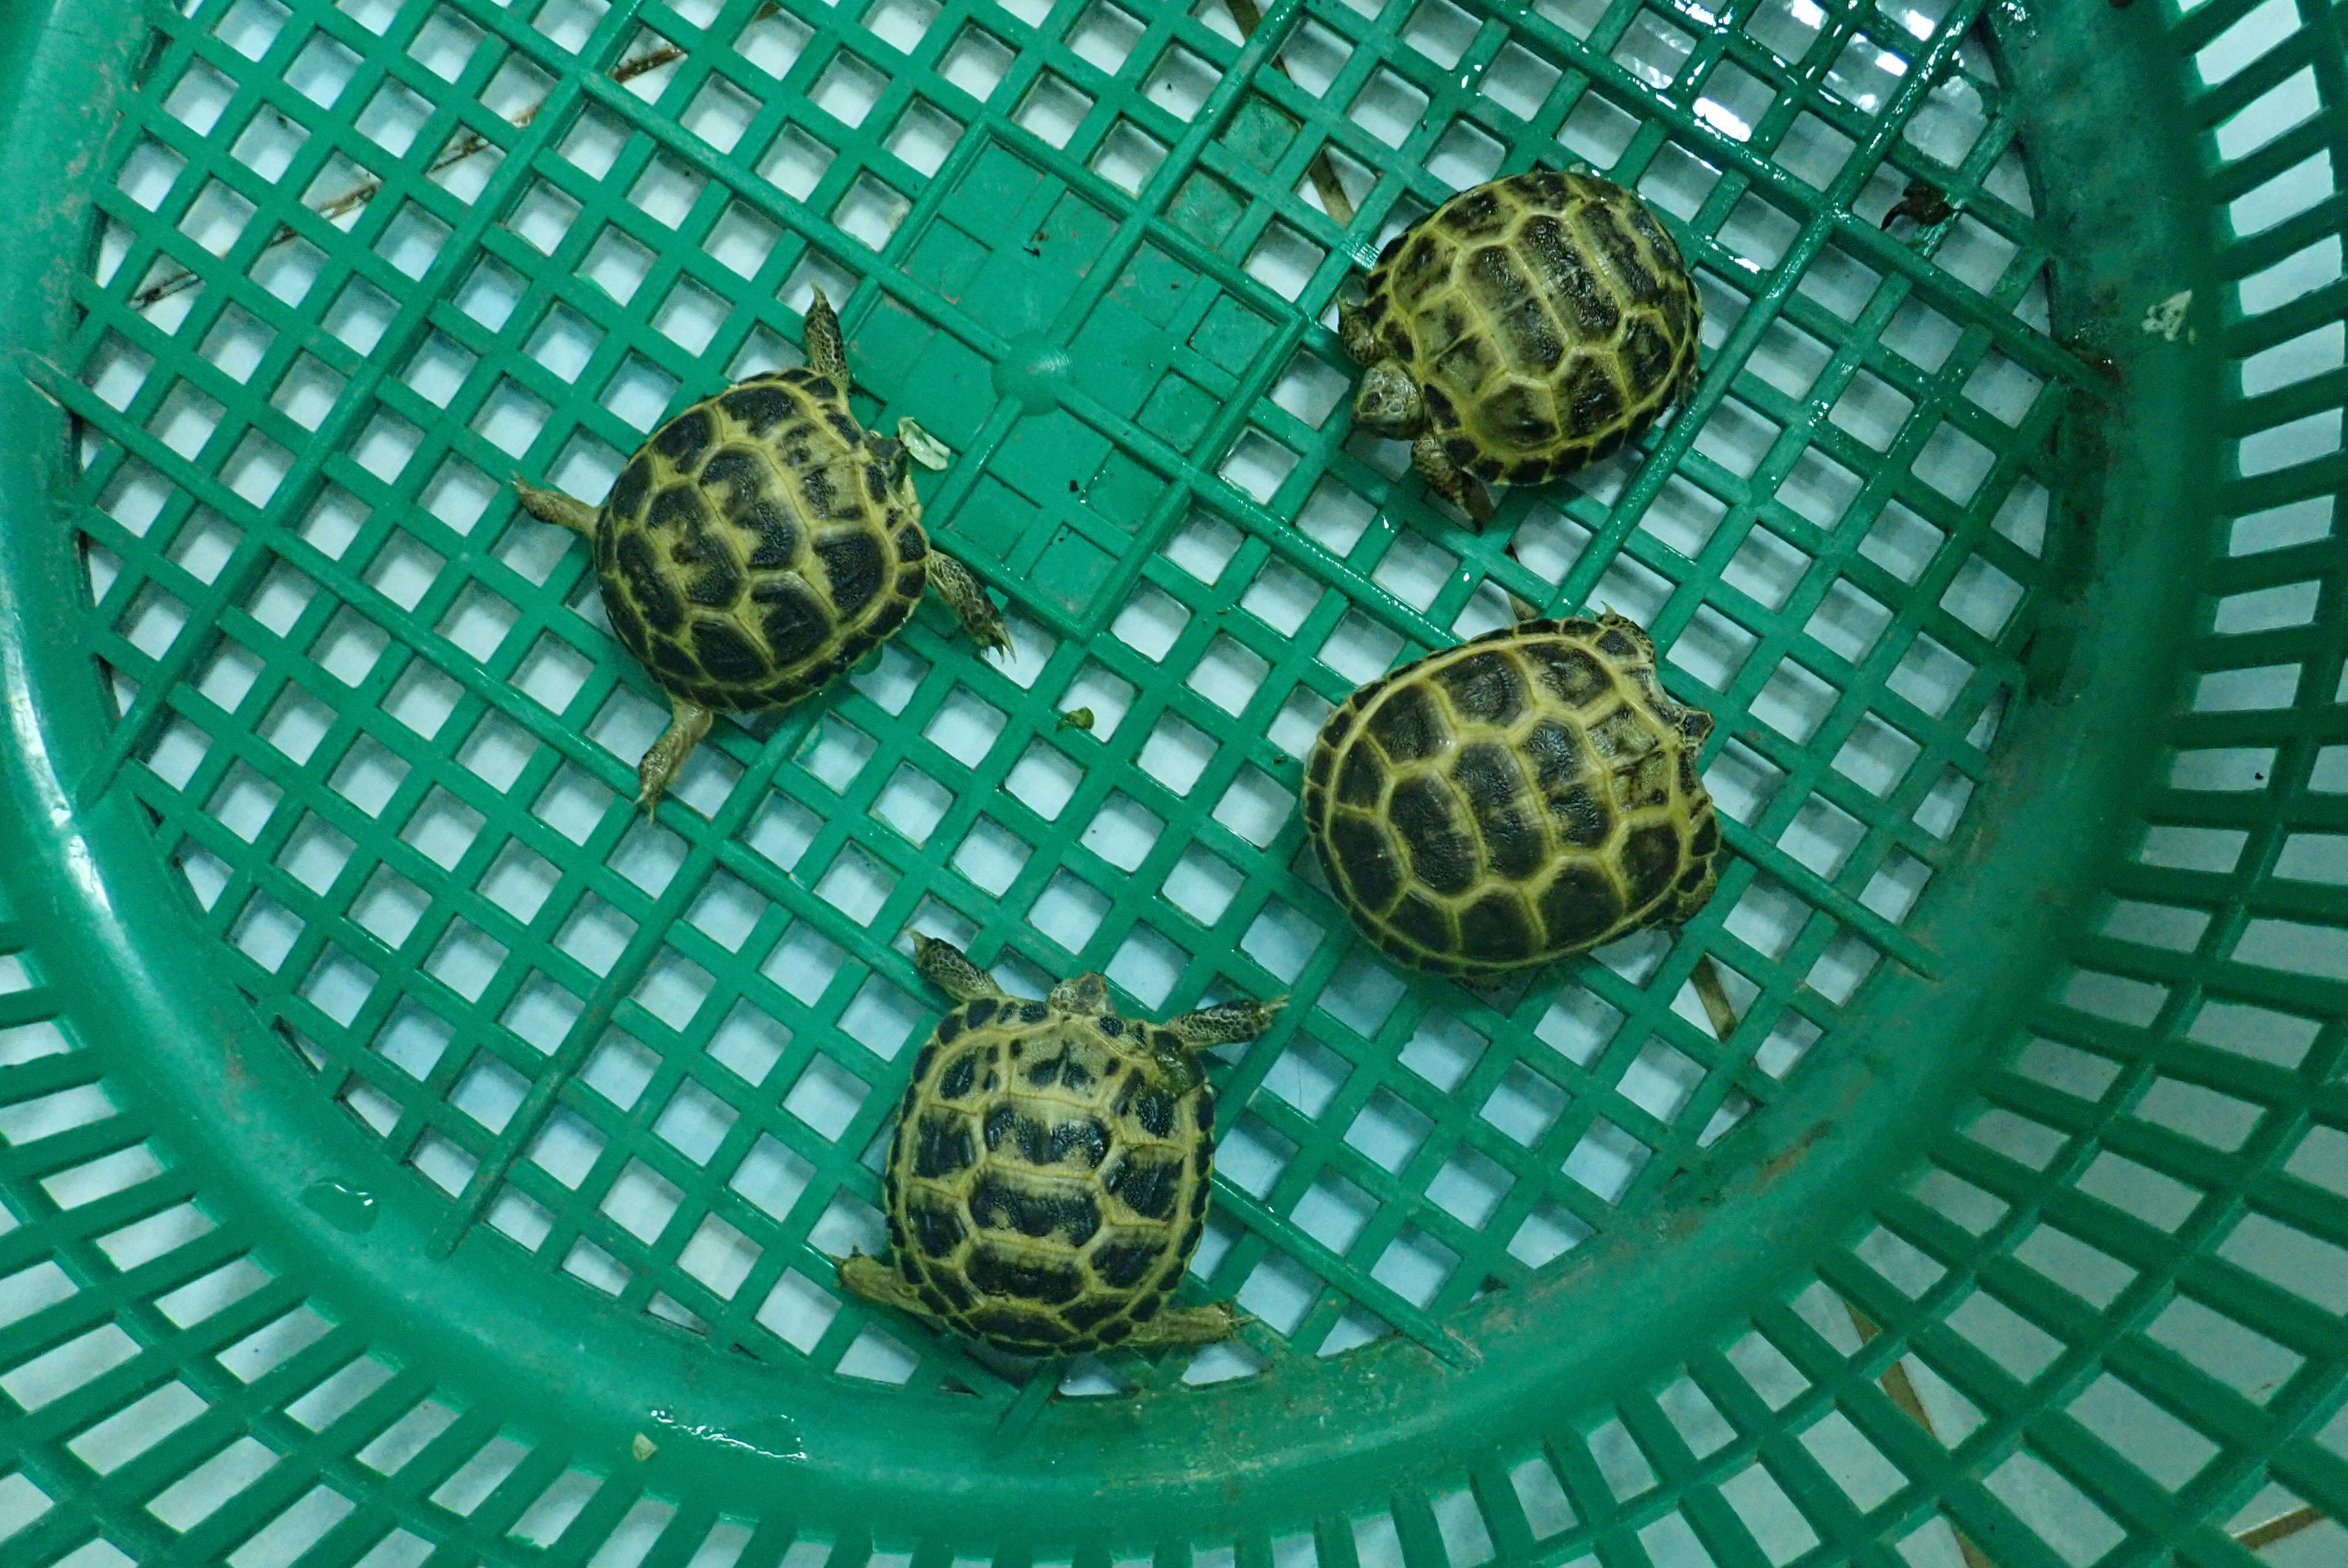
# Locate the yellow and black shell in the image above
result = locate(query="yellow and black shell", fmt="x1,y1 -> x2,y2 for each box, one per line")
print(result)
591,369 -> 926,709
879,996 -> 1215,1356
1359,171 -> 1703,485
1303,614 -> 1723,976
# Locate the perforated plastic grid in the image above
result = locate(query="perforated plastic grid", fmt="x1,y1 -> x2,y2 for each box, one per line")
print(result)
58,0 -> 2065,1391
3,0 -> 2346,1562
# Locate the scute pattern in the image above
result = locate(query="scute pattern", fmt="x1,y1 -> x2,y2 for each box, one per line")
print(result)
1359,171 -> 1702,484
1304,615 -> 1723,976
591,368 -> 926,711
881,1012 -> 1216,1356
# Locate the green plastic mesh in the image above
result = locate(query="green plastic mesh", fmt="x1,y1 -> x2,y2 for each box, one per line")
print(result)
0,0 -> 2343,1562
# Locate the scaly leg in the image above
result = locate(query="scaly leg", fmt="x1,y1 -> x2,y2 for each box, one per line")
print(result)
802,285 -> 848,381
636,693 -> 713,816
1337,301 -> 1381,365
925,552 -> 1011,657
838,1253 -> 939,1324
1150,996 -> 1285,1093
1165,996 -> 1286,1049
1411,433 -> 1494,528
1124,1300 -> 1239,1347
514,478 -> 599,536
911,934 -> 1008,1003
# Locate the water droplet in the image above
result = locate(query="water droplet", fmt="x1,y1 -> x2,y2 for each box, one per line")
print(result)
649,1407 -> 806,1461
301,1180 -> 379,1234
991,333 -> 1072,413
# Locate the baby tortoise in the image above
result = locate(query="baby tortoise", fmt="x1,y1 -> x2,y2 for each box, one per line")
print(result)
1304,612 -> 1723,976
1342,172 -> 1703,521
514,289 -> 1008,812
839,936 -> 1284,1357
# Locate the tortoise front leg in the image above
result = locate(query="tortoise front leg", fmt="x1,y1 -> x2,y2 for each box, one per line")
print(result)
1149,996 -> 1286,1093
635,693 -> 713,816
910,934 -> 1008,1002
1164,996 -> 1286,1049
925,551 -> 1012,657
802,285 -> 849,381
1410,434 -> 1495,528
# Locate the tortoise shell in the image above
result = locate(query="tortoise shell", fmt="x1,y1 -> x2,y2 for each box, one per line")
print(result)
591,369 -> 927,711
876,995 -> 1218,1356
1357,171 -> 1703,486
1303,614 -> 1723,975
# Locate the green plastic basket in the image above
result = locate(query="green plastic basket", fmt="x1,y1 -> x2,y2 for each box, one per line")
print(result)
2,0 -> 2344,1562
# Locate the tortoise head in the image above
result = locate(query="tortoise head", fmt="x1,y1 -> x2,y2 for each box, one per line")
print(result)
1045,971 -> 1111,1016
1352,359 -> 1425,439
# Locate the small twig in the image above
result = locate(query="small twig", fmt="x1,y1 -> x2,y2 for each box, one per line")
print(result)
1849,1305 -> 1999,1568
1222,0 -> 1355,227
1688,954 -> 1740,1043
127,7 -> 777,313
2235,1505 -> 2326,1550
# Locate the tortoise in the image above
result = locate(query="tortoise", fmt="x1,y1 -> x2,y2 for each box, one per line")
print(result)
838,935 -> 1286,1357
1302,610 -> 1723,976
513,288 -> 1008,812
1340,171 -> 1703,521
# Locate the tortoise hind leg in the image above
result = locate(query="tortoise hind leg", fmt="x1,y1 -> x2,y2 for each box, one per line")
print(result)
926,552 -> 1011,657
1124,1300 -> 1239,1347
635,694 -> 714,817
838,1253 -> 942,1326
514,478 -> 598,536
802,286 -> 849,381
